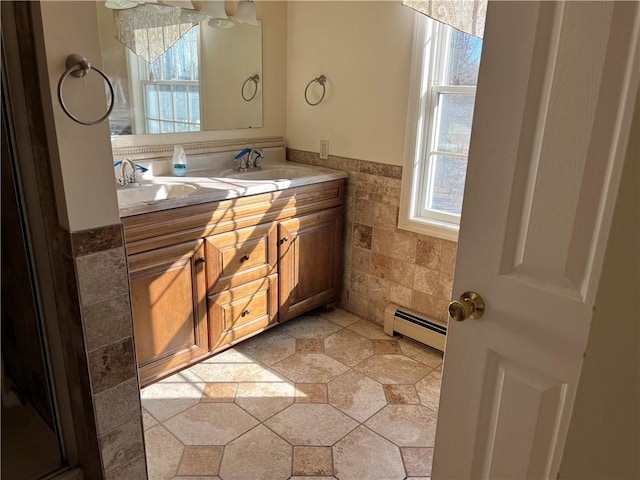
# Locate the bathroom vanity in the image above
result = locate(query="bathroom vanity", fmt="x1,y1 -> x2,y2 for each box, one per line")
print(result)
118,151 -> 346,385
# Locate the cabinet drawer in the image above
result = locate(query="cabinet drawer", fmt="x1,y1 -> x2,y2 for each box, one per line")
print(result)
205,223 -> 277,294
208,274 -> 278,350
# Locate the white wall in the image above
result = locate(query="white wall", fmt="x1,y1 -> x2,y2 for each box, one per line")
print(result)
559,91 -> 640,479
287,1 -> 415,165
39,1 -> 120,231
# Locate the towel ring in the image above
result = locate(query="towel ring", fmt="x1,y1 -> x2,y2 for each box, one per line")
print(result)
57,54 -> 114,126
304,75 -> 327,106
241,74 -> 260,102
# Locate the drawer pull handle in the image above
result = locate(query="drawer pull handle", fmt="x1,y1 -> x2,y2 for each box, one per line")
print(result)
241,309 -> 251,317
195,256 -> 205,265
280,236 -> 289,244
240,254 -> 250,262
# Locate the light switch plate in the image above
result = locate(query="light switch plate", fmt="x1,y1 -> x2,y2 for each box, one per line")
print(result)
319,140 -> 329,160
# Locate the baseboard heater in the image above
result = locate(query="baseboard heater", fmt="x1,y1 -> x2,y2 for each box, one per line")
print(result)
384,303 -> 447,352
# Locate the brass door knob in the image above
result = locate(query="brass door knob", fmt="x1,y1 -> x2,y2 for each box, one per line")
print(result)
448,291 -> 486,322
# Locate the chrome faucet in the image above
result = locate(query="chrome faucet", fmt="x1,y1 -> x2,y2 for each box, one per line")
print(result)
117,159 -> 139,187
249,148 -> 264,169
234,147 -> 264,172
234,148 -> 251,172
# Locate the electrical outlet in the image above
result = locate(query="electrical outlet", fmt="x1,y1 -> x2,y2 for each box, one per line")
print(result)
319,140 -> 329,160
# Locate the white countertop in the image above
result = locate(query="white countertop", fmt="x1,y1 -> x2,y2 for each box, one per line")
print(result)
117,159 -> 347,218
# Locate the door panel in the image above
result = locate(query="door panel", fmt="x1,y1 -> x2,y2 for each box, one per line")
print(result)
129,240 -> 208,385
472,352 -> 567,479
498,2 -> 619,298
1,101 -> 56,431
433,1 -> 640,478
278,208 -> 342,322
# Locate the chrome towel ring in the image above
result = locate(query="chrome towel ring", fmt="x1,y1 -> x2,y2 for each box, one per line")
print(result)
304,74 -> 327,106
57,54 -> 114,126
241,74 -> 260,102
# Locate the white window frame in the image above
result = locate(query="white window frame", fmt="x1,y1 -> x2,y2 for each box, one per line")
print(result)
126,25 -> 203,134
399,14 -> 478,242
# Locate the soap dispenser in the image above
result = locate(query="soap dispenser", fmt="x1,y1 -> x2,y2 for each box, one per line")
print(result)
172,144 -> 188,177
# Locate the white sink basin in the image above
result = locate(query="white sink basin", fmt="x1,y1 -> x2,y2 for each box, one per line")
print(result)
220,165 -> 314,181
117,183 -> 197,207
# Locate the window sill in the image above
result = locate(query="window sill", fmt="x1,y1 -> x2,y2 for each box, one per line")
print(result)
398,215 -> 459,242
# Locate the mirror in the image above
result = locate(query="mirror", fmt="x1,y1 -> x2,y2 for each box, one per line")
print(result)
97,4 -> 263,135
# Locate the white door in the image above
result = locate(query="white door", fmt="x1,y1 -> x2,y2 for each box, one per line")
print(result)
433,2 -> 640,479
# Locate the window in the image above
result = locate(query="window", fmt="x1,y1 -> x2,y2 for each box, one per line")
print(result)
399,15 -> 483,241
128,26 -> 201,134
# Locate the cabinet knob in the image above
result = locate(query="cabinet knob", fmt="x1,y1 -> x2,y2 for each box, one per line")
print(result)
241,309 -> 251,317
240,254 -> 250,262
280,236 -> 289,244
195,256 -> 205,265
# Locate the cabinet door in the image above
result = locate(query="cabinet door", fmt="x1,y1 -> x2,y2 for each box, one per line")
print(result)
279,207 -> 343,322
128,240 -> 208,386
204,222 -> 277,294
208,274 -> 278,350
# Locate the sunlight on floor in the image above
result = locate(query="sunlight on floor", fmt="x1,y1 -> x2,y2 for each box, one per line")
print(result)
141,308 -> 443,480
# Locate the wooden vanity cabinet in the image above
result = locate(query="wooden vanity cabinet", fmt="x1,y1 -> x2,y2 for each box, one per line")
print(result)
123,179 -> 345,385
278,207 -> 343,322
128,240 -> 209,385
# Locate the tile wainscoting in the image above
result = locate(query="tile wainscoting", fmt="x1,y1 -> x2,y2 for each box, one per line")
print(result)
287,149 -> 457,326
70,225 -> 147,479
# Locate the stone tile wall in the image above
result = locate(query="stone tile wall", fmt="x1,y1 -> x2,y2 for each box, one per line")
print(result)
71,225 -> 147,479
288,149 -> 457,325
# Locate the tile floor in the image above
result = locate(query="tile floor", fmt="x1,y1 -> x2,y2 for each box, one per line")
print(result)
141,308 -> 443,480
